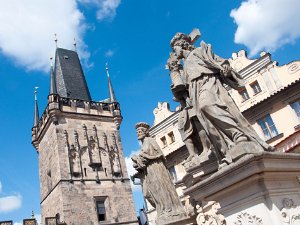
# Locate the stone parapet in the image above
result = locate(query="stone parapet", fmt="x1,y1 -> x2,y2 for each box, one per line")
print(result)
184,152 -> 300,225
32,94 -> 122,151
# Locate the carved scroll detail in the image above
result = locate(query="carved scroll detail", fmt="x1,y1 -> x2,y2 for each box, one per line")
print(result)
196,202 -> 226,225
234,212 -> 263,225
281,198 -> 300,225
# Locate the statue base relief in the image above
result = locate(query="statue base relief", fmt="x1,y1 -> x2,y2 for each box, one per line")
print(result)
181,151 -> 219,189
182,152 -> 300,225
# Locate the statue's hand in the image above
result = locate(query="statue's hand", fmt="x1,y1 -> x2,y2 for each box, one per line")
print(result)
221,64 -> 231,77
131,154 -> 138,163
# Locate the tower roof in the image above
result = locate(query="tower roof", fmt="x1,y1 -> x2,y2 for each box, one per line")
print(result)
54,48 -> 91,101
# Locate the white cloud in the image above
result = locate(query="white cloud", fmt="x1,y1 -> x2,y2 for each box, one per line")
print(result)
125,150 -> 142,193
0,181 -> 22,213
230,0 -> 300,56
0,194 -> 22,213
0,0 -> 88,72
105,49 -> 115,58
35,213 -> 42,225
14,223 -> 22,225
78,0 -> 121,21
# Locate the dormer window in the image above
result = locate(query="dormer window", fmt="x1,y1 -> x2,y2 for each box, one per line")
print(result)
238,88 -> 250,102
250,81 -> 262,95
168,131 -> 175,144
161,136 -> 167,148
291,101 -> 300,119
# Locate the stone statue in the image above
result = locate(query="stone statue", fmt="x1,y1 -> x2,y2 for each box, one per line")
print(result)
168,52 -> 212,168
167,29 -> 273,167
131,122 -> 186,225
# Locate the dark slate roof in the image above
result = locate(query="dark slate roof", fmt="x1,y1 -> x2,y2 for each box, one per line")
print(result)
54,48 -> 91,101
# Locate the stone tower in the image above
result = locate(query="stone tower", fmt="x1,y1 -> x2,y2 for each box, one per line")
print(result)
31,48 -> 138,225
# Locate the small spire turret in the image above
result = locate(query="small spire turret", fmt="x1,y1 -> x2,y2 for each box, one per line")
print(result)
31,210 -> 35,219
73,38 -> 77,52
54,33 -> 58,48
33,87 -> 39,127
106,63 -> 117,103
49,56 -> 57,95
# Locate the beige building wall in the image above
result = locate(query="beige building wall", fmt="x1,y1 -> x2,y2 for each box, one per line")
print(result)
229,50 -> 300,152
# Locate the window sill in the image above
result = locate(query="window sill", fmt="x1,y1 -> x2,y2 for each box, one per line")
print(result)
253,91 -> 262,96
294,124 -> 300,130
241,98 -> 250,103
266,133 -> 284,144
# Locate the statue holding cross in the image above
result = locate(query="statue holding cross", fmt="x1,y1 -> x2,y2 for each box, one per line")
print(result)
167,29 -> 274,168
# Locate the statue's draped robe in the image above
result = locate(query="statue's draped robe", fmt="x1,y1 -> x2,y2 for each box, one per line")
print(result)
134,137 -> 185,224
184,41 -> 271,158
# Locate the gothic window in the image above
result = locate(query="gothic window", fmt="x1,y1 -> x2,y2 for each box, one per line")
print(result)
161,136 -> 167,148
168,166 -> 177,182
96,198 -> 106,222
238,88 -> 249,101
257,114 -> 279,140
168,131 -> 175,144
250,81 -> 262,94
291,101 -> 300,119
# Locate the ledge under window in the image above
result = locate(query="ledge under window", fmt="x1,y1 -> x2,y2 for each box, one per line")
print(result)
266,133 -> 284,144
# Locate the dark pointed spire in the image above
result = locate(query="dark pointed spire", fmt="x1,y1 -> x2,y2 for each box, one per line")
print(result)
49,56 -> 57,95
54,48 -> 91,101
33,87 -> 39,127
106,63 -> 117,103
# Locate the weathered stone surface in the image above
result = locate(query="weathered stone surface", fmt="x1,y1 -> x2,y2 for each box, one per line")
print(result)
33,96 -> 138,225
185,152 -> 300,225
167,29 -> 273,170
132,122 -> 187,225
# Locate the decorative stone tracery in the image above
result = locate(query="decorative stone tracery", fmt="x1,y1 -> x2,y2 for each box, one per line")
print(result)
281,198 -> 300,225
234,212 -> 263,225
196,202 -> 226,225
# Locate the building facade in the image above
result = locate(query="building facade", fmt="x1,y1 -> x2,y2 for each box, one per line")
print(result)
31,48 -> 138,225
145,51 -> 300,223
228,50 -> 300,153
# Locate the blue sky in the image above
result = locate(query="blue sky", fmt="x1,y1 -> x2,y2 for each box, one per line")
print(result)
1,0 -> 300,223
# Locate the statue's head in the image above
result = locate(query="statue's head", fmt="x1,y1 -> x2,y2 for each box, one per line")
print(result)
170,32 -> 193,57
135,122 -> 150,140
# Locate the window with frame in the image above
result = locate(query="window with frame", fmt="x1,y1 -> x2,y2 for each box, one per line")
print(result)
161,136 -> 167,148
250,81 -> 262,94
168,131 -> 175,144
291,101 -> 300,119
257,114 -> 279,140
96,199 -> 106,222
168,166 -> 177,182
238,88 -> 250,101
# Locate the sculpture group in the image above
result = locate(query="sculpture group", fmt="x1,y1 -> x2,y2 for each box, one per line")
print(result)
131,29 -> 274,225
168,29 -> 273,168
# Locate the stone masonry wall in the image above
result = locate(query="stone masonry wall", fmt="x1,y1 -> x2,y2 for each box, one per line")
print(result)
38,113 -> 137,225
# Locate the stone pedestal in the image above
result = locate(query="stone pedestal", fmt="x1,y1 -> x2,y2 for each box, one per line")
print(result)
184,152 -> 300,225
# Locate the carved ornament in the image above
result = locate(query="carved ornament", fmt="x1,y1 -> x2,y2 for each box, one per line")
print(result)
234,212 -> 263,225
196,202 -> 226,225
281,198 -> 300,225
